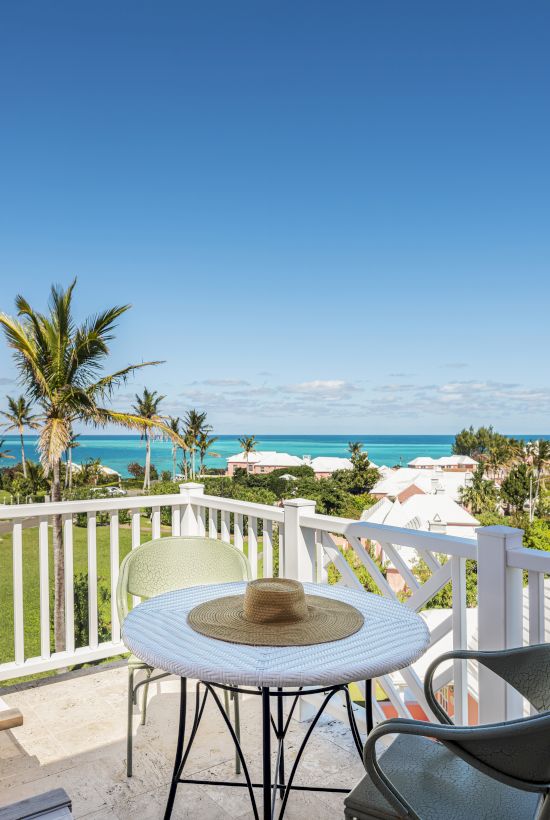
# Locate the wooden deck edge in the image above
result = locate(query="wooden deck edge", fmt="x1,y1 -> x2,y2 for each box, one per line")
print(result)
0,707 -> 23,731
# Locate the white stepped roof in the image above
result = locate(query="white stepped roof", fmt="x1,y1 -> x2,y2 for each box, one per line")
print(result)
227,451 -> 303,467
362,493 -> 478,531
310,456 -> 353,473
408,456 -> 437,467
371,467 -> 470,502
408,454 -> 478,468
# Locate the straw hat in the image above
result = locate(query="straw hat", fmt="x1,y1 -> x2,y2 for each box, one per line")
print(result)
187,578 -> 364,646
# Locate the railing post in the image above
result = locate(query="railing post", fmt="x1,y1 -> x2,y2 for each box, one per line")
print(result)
283,497 -> 317,721
282,498 -> 317,583
179,483 -> 204,536
477,525 -> 524,723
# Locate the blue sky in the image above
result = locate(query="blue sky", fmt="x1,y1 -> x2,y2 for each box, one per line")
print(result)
0,1 -> 549,434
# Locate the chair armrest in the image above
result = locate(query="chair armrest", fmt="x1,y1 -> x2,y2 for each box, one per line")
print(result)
423,647 -> 541,725
423,649 -> 482,725
364,714 -> 550,818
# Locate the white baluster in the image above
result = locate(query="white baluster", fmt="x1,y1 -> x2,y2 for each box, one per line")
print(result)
38,517 -> 50,659
87,512 -> 98,650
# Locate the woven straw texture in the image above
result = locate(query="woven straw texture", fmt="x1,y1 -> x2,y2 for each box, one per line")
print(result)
122,582 -> 430,688
187,577 -> 364,646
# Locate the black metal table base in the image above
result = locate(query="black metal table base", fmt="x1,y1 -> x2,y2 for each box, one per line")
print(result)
163,677 -> 373,820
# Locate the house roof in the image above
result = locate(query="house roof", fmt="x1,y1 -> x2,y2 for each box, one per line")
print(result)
408,454 -> 478,468
227,451 -> 303,467
362,492 -> 479,535
407,457 -> 437,467
370,467 -> 471,502
309,456 -> 353,473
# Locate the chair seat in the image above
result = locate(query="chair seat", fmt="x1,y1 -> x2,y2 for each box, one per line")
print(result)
344,734 -> 541,820
128,654 -> 152,670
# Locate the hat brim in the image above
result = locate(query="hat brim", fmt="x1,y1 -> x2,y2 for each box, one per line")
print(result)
187,593 -> 364,646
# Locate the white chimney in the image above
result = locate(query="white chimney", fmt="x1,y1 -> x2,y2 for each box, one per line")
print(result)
428,514 -> 447,534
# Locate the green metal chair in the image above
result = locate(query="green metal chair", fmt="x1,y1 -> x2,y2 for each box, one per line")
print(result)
116,535 -> 252,777
345,644 -> 550,819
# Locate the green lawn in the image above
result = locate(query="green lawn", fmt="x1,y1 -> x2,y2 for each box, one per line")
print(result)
0,519 -> 267,670
0,518 -> 169,667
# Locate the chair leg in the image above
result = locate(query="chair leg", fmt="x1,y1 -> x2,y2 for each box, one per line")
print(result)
141,669 -> 152,726
232,691 -> 241,776
127,668 -> 135,778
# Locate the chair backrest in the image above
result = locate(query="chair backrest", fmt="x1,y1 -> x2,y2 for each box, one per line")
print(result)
475,644 -> 550,713
117,536 -> 252,622
450,711 -> 550,790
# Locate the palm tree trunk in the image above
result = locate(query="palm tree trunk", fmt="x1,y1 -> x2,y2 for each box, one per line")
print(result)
172,445 -> 177,482
68,449 -> 73,489
144,432 -> 151,490
191,448 -> 195,479
20,431 -> 27,478
51,459 -> 66,652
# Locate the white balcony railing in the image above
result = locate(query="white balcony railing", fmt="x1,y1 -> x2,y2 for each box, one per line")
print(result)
1,483 -> 549,730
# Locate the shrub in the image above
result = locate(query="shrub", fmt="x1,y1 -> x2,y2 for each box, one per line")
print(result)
73,573 -> 111,648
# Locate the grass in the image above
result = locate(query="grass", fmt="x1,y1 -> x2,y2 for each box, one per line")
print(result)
0,517 -> 267,672
0,517 -> 169,668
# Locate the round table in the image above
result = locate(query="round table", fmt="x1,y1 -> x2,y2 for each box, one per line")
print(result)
123,581 -> 430,820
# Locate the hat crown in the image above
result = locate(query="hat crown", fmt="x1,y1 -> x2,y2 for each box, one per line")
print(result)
243,578 -> 308,624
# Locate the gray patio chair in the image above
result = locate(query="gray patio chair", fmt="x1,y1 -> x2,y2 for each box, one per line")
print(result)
345,643 -> 550,819
116,535 -> 251,777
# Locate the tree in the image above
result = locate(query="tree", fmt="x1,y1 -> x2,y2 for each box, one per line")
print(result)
166,416 -> 182,481
333,452 -> 380,494
183,409 -> 208,478
0,438 -> 14,461
348,441 -> 363,458
239,435 -> 257,472
523,519 -> 550,552
527,439 -> 550,513
198,430 -> 219,474
452,425 -> 512,460
18,460 -> 48,496
0,395 -> 39,477
0,279 -> 179,651
459,464 -> 498,515
132,388 -> 165,489
500,463 -> 532,515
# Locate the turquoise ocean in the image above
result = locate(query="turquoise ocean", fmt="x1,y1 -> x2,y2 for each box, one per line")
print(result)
3,434 -> 550,478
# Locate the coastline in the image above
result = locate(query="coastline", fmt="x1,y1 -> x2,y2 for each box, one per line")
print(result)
2,433 -> 550,478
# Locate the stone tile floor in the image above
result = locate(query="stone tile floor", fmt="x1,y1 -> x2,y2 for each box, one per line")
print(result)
0,662 -> 367,818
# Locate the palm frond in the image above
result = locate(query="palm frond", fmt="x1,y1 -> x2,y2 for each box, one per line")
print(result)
38,418 -> 72,471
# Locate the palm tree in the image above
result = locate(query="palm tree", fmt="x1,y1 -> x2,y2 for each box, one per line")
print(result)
64,430 -> 80,489
132,388 -> 166,489
239,435 -> 257,472
166,416 -> 183,481
459,464 -> 498,516
0,395 -> 39,477
529,439 -> 550,511
198,430 -> 219,474
183,409 -> 207,478
0,280 -> 182,651
24,460 -> 48,495
0,438 -> 14,460
348,441 -> 363,458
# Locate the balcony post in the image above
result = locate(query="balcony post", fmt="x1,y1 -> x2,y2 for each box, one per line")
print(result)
179,483 -> 204,536
476,525 -> 524,723
282,498 -> 317,583
282,497 -> 318,720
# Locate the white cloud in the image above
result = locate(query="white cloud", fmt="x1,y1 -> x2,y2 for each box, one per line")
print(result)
285,380 -> 359,400
191,379 -> 250,387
